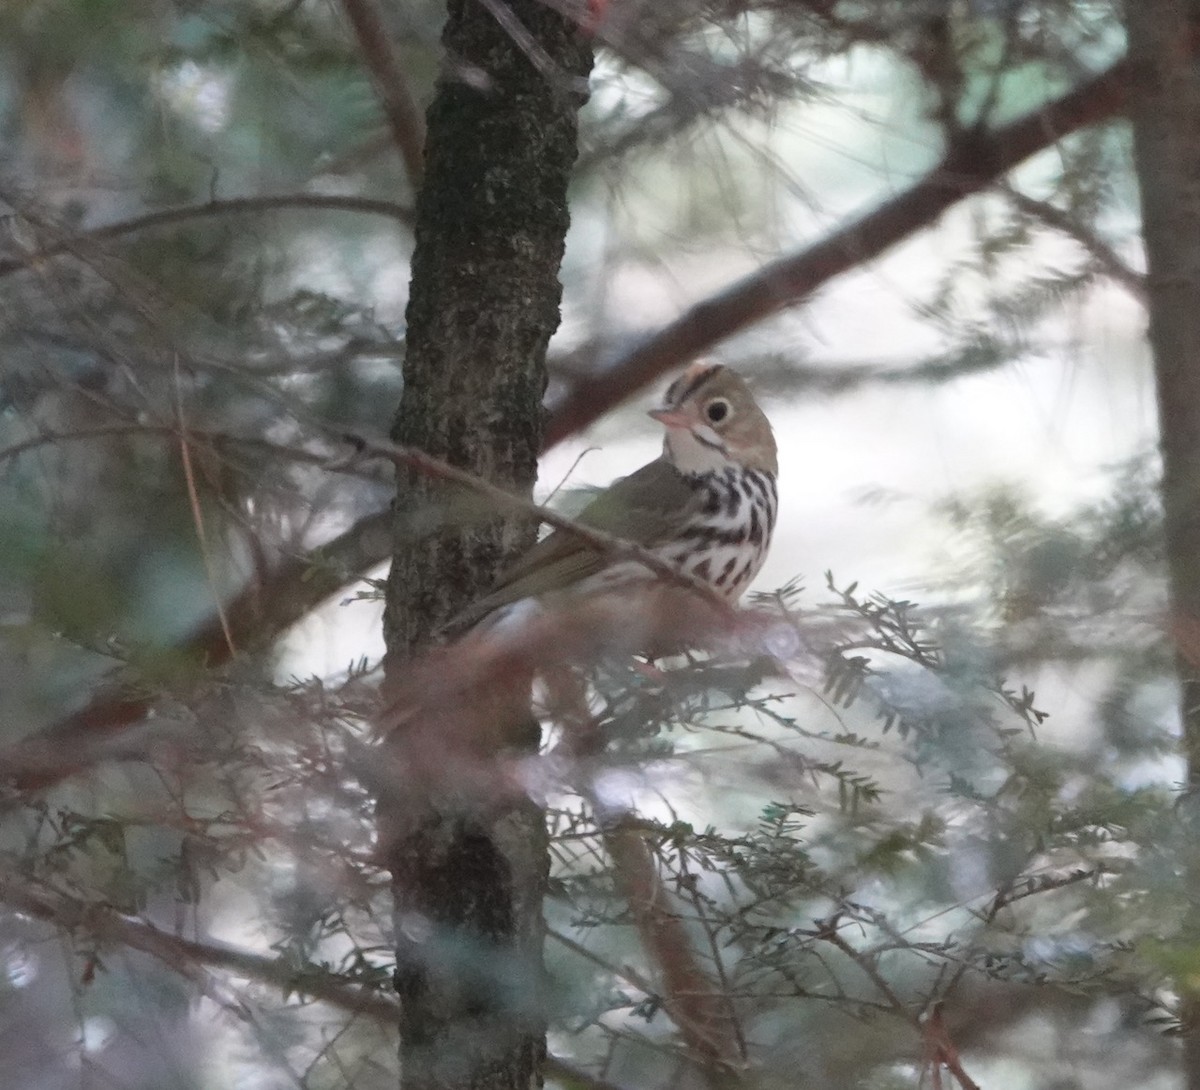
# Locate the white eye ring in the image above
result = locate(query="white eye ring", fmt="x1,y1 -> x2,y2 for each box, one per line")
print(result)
705,398 -> 731,424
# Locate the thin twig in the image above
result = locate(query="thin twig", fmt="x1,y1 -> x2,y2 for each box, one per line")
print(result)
0,868 -> 627,1090
677,845 -> 748,1061
7,422 -> 725,616
1003,184 -> 1146,301
819,919 -> 917,1027
544,58 -> 1134,446
0,869 -> 398,1019
549,927 -> 657,995
174,357 -> 237,659
339,431 -> 734,615
0,194 -> 413,280
339,0 -> 426,189
475,0 -> 590,98
821,917 -> 983,1090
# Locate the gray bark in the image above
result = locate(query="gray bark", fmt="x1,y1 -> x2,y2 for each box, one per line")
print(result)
1126,2 -> 1200,1085
380,0 -> 592,1087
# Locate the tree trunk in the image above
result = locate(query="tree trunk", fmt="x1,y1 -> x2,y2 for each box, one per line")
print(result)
1126,2 -> 1200,1086
380,1 -> 592,1088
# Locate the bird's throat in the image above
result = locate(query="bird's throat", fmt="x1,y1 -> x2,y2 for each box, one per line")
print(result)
664,427 -> 731,474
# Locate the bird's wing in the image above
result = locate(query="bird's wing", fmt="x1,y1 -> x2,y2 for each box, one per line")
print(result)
447,459 -> 697,631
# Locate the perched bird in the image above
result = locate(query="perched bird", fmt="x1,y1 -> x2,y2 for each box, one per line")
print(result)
450,361 -> 778,632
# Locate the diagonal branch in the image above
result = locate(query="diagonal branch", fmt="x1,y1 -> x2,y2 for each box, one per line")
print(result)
4,498 -> 393,790
0,868 -> 399,1018
339,0 -> 427,190
0,868 -> 634,1090
340,432 -> 733,614
555,684 -> 744,1077
820,916 -> 981,1090
603,818 -> 744,1074
3,426 -> 732,791
544,58 -> 1133,446
1001,183 -> 1146,301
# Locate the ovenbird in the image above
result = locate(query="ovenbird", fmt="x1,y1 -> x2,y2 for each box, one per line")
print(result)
453,362 -> 778,630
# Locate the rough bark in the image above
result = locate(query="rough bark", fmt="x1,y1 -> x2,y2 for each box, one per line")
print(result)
380,1 -> 591,1088
1125,2 -> 1200,1086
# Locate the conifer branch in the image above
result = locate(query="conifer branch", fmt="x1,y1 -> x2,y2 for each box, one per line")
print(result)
0,195 -> 414,280
602,818 -> 745,1074
1003,184 -> 1146,301
339,0 -> 427,189
0,868 -> 635,1090
545,57 -> 1133,446
0,869 -> 399,1018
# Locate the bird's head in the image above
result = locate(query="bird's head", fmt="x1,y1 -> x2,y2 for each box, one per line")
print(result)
650,362 -> 778,476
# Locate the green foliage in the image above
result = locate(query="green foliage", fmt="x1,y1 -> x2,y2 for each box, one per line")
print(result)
0,2 -> 1182,1089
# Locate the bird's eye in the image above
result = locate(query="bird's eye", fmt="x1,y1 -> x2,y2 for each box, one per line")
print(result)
705,398 -> 731,424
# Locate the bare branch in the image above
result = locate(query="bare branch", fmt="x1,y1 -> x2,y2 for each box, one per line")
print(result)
0,867 -> 632,1090
3,424 -> 736,791
549,926 -> 657,995
819,919 -> 918,1028
1002,184 -> 1146,301
0,869 -> 399,1019
340,432 -> 734,615
545,58 -> 1133,447
339,0 -> 427,189
0,194 -> 413,281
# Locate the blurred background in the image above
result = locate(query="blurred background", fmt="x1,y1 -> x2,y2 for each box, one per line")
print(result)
0,2 -> 1178,1088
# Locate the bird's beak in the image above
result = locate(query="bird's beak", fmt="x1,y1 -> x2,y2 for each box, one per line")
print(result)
649,407 -> 690,429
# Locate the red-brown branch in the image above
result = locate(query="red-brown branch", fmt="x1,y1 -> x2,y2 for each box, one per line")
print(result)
603,819 -> 744,1072
339,0 -> 427,189
4,504 -> 392,790
0,867 -> 634,1090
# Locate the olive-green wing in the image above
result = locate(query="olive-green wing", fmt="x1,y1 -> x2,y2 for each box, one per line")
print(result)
449,459 -> 697,630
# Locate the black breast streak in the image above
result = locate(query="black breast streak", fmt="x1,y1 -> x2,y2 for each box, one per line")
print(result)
733,557 -> 753,589
724,481 -> 740,520
683,525 -> 746,548
755,472 -> 778,533
688,472 -> 724,517
716,556 -> 738,587
748,503 -> 762,546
